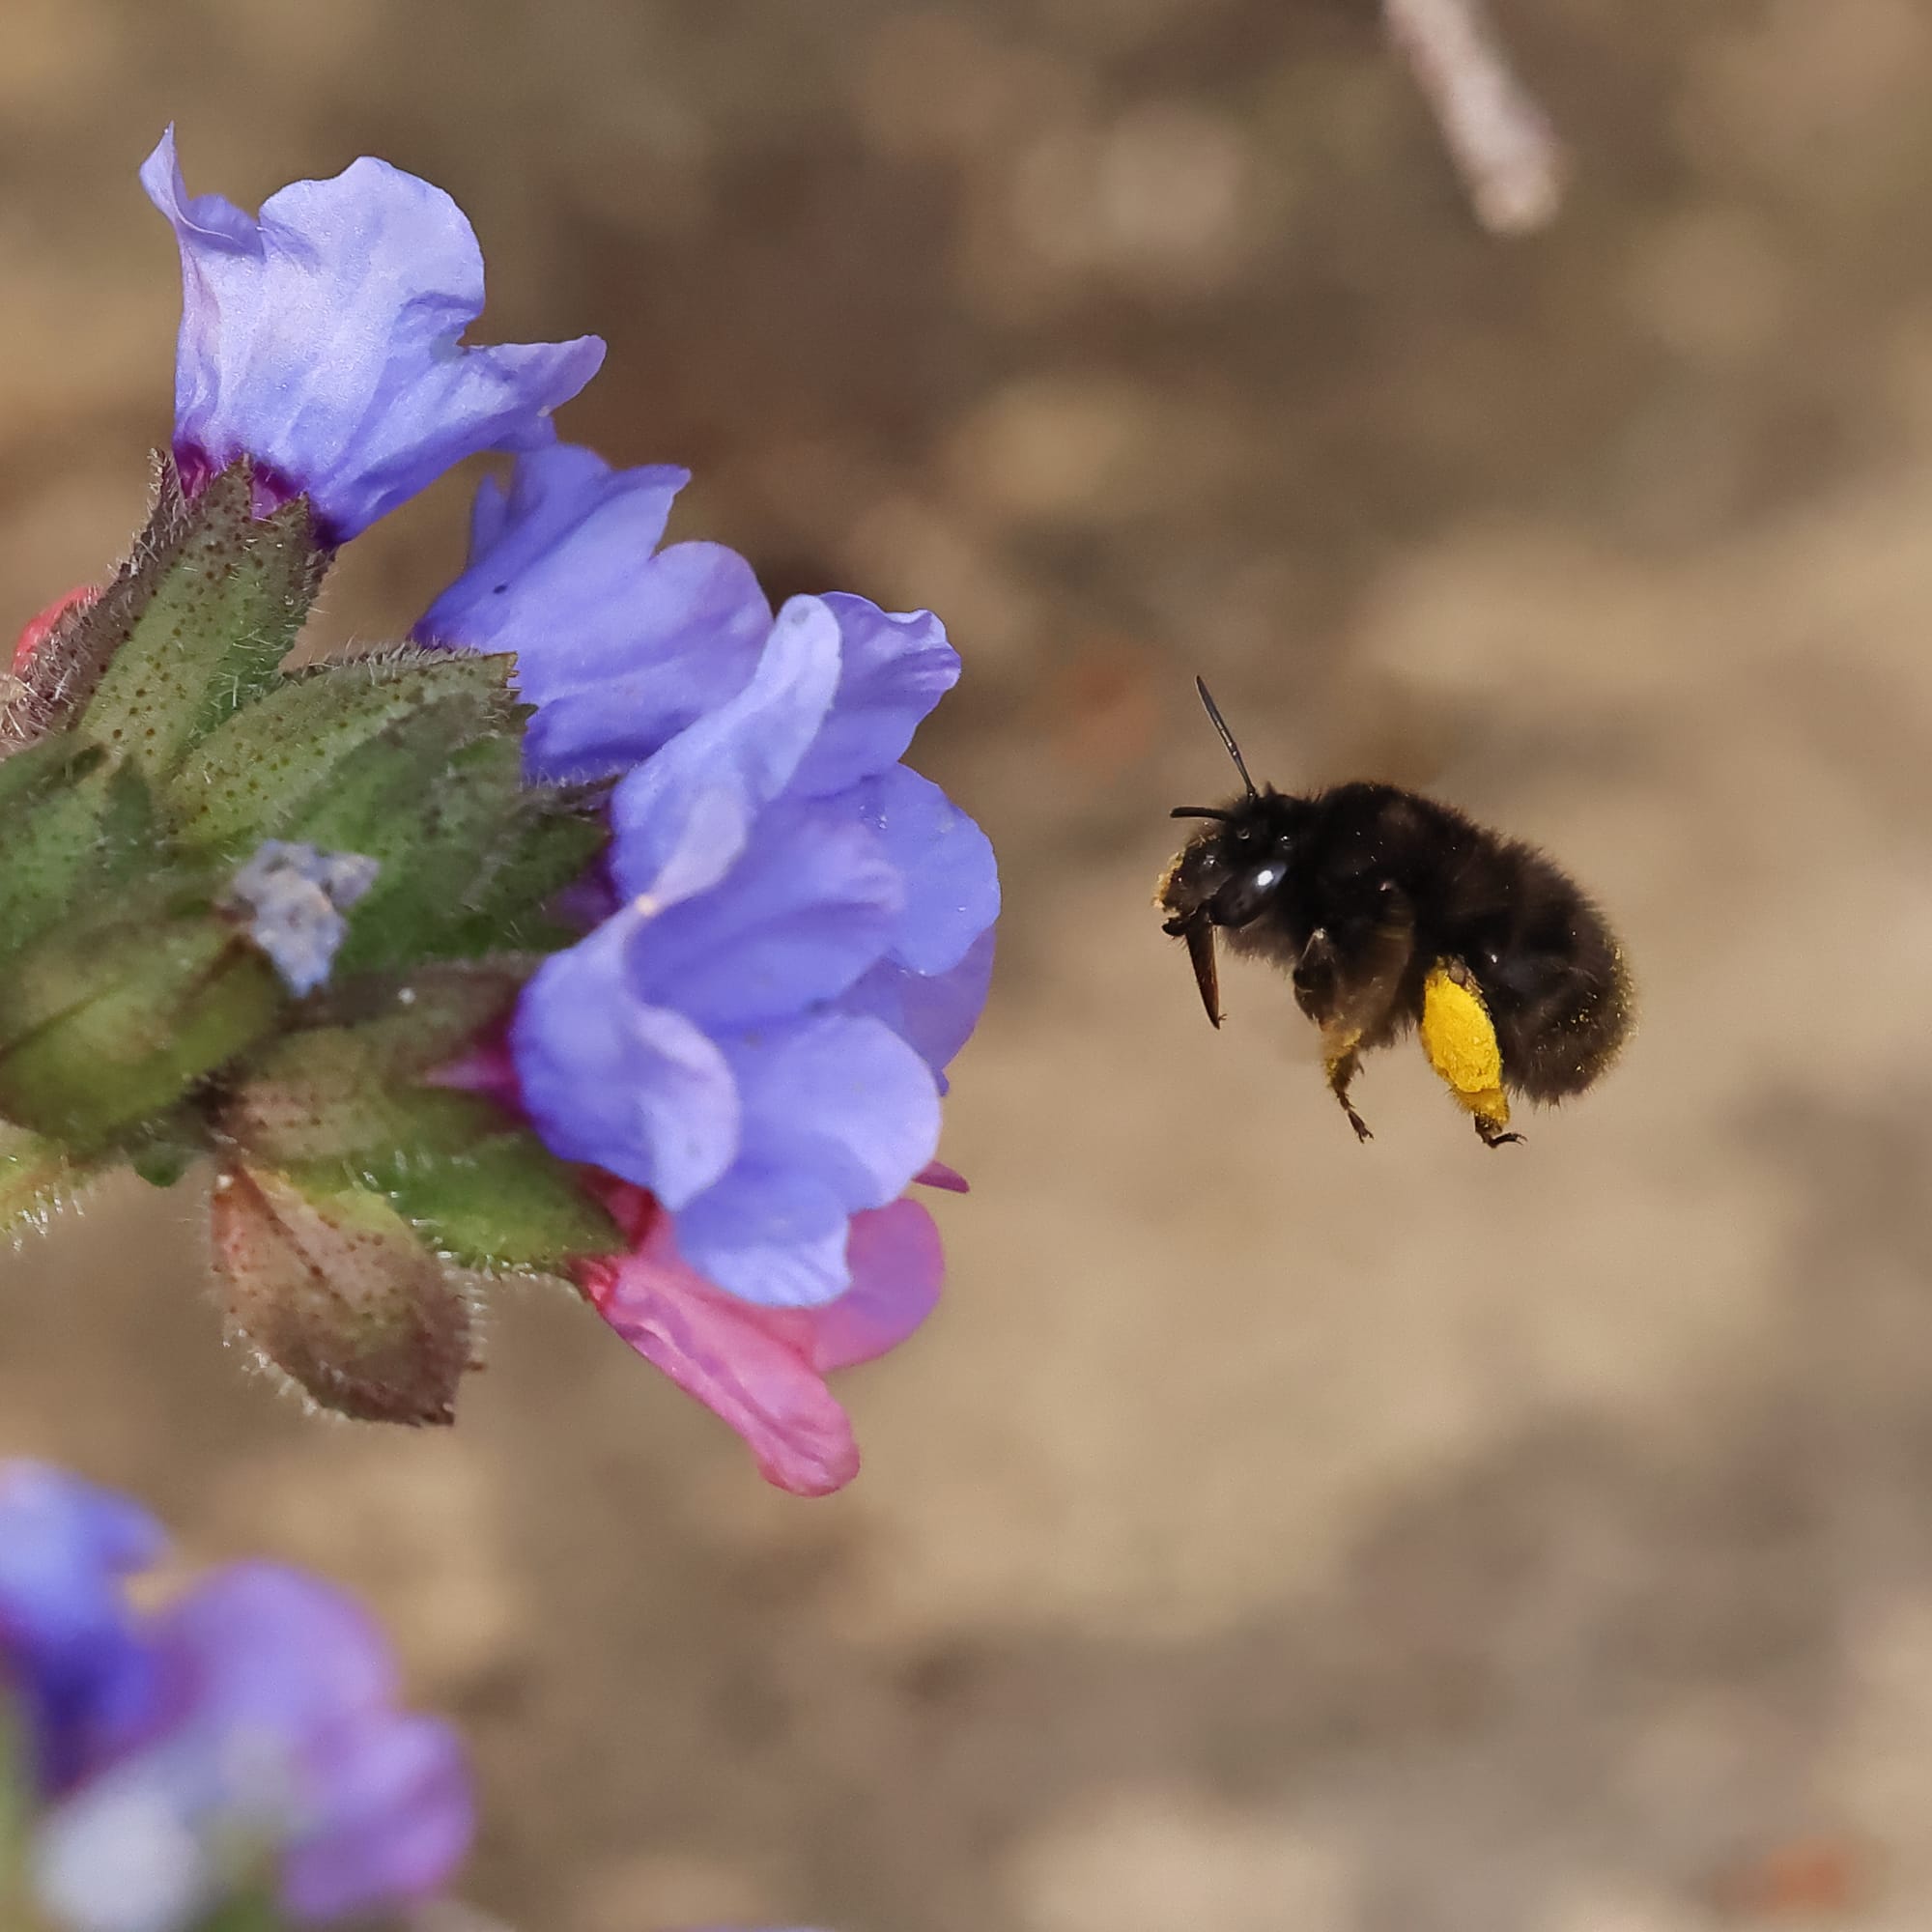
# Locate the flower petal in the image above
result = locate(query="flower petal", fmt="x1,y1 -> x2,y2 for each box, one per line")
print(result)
854,764 -> 1001,975
279,1714 -> 472,1922
415,442 -> 771,782
512,913 -> 740,1205
34,1775 -> 219,1932
0,1463 -> 164,1619
722,1013 -> 941,1218
440,441 -> 686,597
0,1463 -> 166,1790
629,804 -> 903,1029
914,1160 -> 971,1193
608,595 -> 841,898
665,1009 -> 942,1304
582,1219 -> 861,1496
149,1562 -> 396,1735
142,128 -> 604,541
672,1166 -> 856,1309
36,1563 -> 472,1931
516,543 -> 773,782
156,1566 -> 473,1916
788,595 -> 960,797
804,1198 -> 945,1371
837,928 -> 996,1080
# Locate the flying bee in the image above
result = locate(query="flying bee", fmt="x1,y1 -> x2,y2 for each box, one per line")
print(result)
1157,679 -> 1633,1147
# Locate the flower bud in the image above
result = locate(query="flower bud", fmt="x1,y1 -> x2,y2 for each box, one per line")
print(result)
211,1163 -> 475,1426
10,457 -> 324,758
0,895 -> 286,1149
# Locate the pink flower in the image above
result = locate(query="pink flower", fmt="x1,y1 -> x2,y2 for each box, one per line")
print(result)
575,1183 -> 947,1495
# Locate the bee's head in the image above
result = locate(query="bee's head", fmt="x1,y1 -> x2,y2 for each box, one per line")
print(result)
1157,676 -> 1304,1029
1165,791 -> 1302,928
1161,678 -> 1305,930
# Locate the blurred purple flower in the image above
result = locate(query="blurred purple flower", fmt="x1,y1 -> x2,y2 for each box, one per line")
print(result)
413,440 -> 771,781
0,1464 -> 163,1792
513,592 -> 998,1310
141,127 -> 603,543
0,1463 -> 470,1931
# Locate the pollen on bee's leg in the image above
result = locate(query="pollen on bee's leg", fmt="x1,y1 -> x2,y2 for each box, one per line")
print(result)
1322,1033 -> 1375,1143
1421,959 -> 1521,1145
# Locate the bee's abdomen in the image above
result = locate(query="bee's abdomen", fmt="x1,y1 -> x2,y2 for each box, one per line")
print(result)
1437,837 -> 1634,1102
1475,895 -> 1633,1099
1494,942 -> 1632,1097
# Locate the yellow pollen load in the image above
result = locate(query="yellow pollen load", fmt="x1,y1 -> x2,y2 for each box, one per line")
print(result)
1420,961 -> 1510,1130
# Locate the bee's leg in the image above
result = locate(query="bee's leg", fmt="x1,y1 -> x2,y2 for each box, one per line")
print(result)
1322,1032 -> 1375,1143
1294,933 -> 1375,1142
1421,958 -> 1525,1150
1291,928 -> 1335,1023
1297,916 -> 1415,1147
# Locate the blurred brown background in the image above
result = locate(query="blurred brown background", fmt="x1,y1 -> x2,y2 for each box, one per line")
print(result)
8,1 -> 1932,1927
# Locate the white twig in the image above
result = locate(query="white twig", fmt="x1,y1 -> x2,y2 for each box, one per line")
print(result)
1382,0 -> 1567,235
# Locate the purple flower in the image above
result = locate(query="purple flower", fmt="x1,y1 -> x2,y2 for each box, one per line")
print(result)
600,592 -> 967,879
0,1463 -> 470,1930
0,1465 -> 163,1792
512,592 -> 998,1310
414,440 -> 772,782
839,928 -> 996,1091
141,128 -> 604,543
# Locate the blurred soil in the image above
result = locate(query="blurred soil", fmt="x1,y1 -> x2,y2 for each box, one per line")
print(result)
8,2 -> 1932,1927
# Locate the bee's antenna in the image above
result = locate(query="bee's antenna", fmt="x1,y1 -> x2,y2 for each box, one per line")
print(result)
1194,677 -> 1258,799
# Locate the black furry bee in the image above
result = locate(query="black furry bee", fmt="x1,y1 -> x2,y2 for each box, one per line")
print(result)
1157,680 -> 1632,1148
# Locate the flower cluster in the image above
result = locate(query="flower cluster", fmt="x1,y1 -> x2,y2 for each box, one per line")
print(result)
0,1461 -> 469,1931
0,128 -> 995,1495
498,586 -> 995,1310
